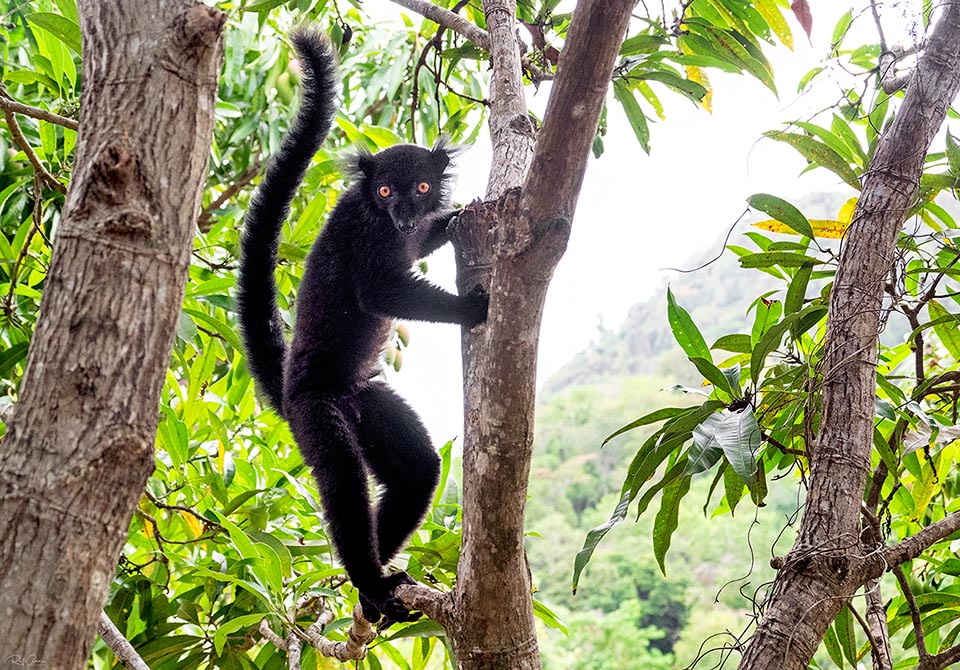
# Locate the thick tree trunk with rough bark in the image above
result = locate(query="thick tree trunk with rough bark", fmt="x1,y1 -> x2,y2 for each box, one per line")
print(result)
738,6 -> 960,669
0,2 -> 224,667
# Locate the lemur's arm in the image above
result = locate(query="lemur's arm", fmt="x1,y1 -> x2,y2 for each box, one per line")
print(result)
417,209 -> 460,259
356,270 -> 487,327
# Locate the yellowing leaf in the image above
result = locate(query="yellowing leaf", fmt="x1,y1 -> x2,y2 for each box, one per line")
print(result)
180,510 -> 204,537
837,196 -> 858,223
685,65 -> 712,113
754,218 -> 850,238
143,517 -> 154,539
754,0 -> 794,50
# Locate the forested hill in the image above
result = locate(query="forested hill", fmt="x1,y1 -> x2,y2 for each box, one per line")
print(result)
543,191 -> 845,396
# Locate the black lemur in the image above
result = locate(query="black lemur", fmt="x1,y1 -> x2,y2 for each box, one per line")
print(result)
236,28 -> 487,625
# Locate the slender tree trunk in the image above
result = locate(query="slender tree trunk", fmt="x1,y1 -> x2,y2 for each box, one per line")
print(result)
738,6 -> 960,669
444,2 -> 636,668
0,2 -> 224,667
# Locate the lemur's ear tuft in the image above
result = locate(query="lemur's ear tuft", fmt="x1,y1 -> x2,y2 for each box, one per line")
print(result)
430,136 -> 461,174
343,147 -> 376,180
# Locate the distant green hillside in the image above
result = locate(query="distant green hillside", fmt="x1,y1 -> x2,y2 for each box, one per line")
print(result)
543,192 -> 846,396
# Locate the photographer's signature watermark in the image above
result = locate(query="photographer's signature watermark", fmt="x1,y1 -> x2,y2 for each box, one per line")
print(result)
3,655 -> 46,667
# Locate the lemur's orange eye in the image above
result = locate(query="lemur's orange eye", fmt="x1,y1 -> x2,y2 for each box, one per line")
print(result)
378,185 -> 392,198
417,182 -> 431,194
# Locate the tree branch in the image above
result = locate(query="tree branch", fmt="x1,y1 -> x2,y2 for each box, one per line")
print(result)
98,611 -> 152,670
259,604 -> 376,664
521,1 -> 635,225
197,159 -> 260,232
387,0 -> 550,84
397,582 -> 454,627
1,100 -> 67,193
879,511 -> 960,569
0,95 -> 79,130
390,0 -> 489,47
893,564 -> 931,662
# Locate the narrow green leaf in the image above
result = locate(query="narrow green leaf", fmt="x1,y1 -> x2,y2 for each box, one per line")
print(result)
573,490 -> 631,592
822,621 -> 845,668
723,464 -> 745,514
835,605 -> 856,665
25,12 -> 82,55
763,131 -> 860,189
0,342 -> 29,378
653,476 -> 691,575
739,252 -> 821,269
747,193 -> 816,239
785,264 -> 813,315
613,81 -> 650,154
532,599 -> 568,634
214,614 -> 265,655
929,300 -> 960,361
712,333 -> 752,353
750,315 -> 792,384
667,287 -> 711,361
690,356 -> 734,396
602,406 -> 689,446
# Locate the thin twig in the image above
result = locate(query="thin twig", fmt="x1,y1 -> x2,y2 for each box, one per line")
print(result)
98,612 -> 153,670
143,490 -> 224,534
892,565 -> 930,663
1,100 -> 66,193
197,159 -> 261,231
3,175 -> 44,318
387,0 -> 551,81
0,95 -> 78,130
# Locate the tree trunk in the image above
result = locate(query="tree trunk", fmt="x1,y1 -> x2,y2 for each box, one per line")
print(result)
738,5 -> 960,669
443,2 -> 636,668
0,2 -> 224,667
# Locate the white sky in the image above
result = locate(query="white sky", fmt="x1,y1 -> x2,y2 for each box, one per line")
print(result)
375,2 -> 925,443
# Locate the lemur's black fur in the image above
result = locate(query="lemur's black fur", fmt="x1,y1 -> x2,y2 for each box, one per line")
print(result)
236,28 -> 487,625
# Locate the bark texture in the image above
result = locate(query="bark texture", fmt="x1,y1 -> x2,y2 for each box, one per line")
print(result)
443,2 -> 636,668
738,5 -> 960,669
0,2 -> 224,667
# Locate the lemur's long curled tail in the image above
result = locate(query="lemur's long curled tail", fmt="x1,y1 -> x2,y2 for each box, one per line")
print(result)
236,29 -> 338,413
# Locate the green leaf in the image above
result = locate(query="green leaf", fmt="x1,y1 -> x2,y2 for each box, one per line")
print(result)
948,131 -> 960,176
653,475 -> 691,574
715,408 -> 760,483
684,412 -> 724,475
723,464 -> 745,514
572,490 -> 631,592
739,252 -> 821,269
26,12 -> 82,55
712,333 -> 752,353
213,614 -> 265,655
602,407 -> 689,446
785,264 -> 812,316
822,621 -> 845,668
613,81 -> 650,154
763,131 -> 861,189
532,599 -> 568,634
690,356 -> 734,396
619,34 -> 667,55
750,313 -> 793,384
834,602 -> 856,665
667,287 -> 711,361
929,300 -> 960,361
0,342 -> 29,378
747,194 -> 816,239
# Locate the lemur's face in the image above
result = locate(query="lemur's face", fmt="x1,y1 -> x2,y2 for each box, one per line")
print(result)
353,141 -> 455,235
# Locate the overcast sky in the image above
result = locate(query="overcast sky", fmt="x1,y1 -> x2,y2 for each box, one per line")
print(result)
375,1 -> 924,443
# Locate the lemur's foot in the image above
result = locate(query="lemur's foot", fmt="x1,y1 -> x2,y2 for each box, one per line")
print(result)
359,572 -> 421,629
